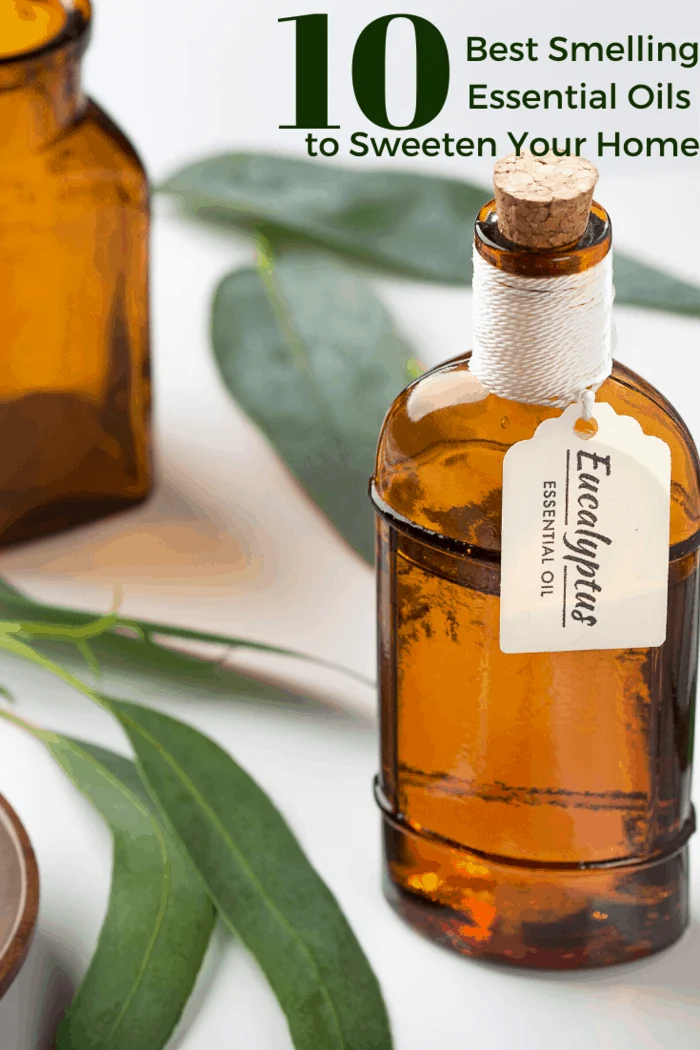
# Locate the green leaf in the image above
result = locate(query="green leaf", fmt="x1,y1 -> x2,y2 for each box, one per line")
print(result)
0,578 -> 372,689
35,733 -> 215,1050
212,249 -> 414,563
162,152 -> 700,316
612,252 -> 700,318
0,579 -> 294,662
161,152 -> 482,283
111,699 -> 393,1050
37,631 -> 322,711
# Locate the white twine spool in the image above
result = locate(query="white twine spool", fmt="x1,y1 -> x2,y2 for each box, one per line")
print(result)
470,247 -> 615,419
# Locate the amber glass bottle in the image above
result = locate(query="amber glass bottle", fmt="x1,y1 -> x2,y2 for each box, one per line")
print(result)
372,189 -> 700,968
0,0 -> 151,545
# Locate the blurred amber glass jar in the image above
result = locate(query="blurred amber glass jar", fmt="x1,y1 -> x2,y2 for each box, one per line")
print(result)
0,0 -> 151,545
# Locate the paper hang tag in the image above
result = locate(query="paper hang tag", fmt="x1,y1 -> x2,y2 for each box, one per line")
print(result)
500,402 -> 671,654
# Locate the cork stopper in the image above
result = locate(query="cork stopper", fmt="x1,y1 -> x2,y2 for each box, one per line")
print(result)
493,153 -> 599,249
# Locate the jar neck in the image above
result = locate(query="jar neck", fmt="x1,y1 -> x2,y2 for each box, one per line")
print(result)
0,5 -> 91,152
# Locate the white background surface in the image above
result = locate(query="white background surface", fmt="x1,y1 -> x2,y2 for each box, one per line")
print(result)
1,1 -> 700,1047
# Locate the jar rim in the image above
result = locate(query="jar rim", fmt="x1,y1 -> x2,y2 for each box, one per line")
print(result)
0,1 -> 92,69
474,198 -> 612,278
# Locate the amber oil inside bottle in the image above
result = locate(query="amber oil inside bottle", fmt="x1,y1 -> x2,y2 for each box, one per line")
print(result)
0,0 -> 152,545
0,0 -> 69,59
372,200 -> 700,968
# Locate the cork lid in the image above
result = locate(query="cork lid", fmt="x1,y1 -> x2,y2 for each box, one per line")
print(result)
493,153 -> 599,249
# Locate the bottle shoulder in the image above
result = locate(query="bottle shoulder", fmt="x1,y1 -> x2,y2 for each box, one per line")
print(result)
0,101 -> 148,217
78,100 -> 148,181
375,355 -> 700,552
39,100 -> 149,206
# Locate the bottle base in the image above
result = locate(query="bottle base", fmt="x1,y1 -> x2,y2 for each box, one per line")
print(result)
380,805 -> 691,970
0,492 -> 152,548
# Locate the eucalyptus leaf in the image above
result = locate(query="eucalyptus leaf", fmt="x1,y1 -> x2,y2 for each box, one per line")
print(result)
162,152 -> 700,316
112,699 -> 393,1050
612,253 -> 700,318
37,733 -> 215,1050
212,250 -> 415,563
0,579 -> 296,661
162,152 -> 482,283
0,578 -> 371,688
36,631 -> 322,710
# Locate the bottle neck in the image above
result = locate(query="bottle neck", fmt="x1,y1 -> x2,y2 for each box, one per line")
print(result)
470,202 -> 615,408
474,200 -> 612,277
0,3 -> 91,152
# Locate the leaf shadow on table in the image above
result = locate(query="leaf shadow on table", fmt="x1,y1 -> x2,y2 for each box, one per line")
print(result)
0,930 -> 77,1050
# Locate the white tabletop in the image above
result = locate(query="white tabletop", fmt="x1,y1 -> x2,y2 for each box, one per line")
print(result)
1,1 -> 700,1047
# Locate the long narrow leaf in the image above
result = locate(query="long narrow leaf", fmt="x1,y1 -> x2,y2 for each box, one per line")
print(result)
0,711 -> 215,1050
112,698 -> 393,1050
612,253 -> 700,317
212,249 -> 415,563
162,152 -> 480,283
162,152 -> 700,317
0,578 -> 372,687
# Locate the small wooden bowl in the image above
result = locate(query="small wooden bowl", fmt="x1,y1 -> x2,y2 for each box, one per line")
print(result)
0,794 -> 39,999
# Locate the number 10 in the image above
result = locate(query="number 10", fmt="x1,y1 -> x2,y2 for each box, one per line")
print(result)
279,14 -> 450,131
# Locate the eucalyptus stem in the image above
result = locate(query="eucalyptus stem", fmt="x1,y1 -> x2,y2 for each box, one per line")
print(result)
0,632 -> 110,714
